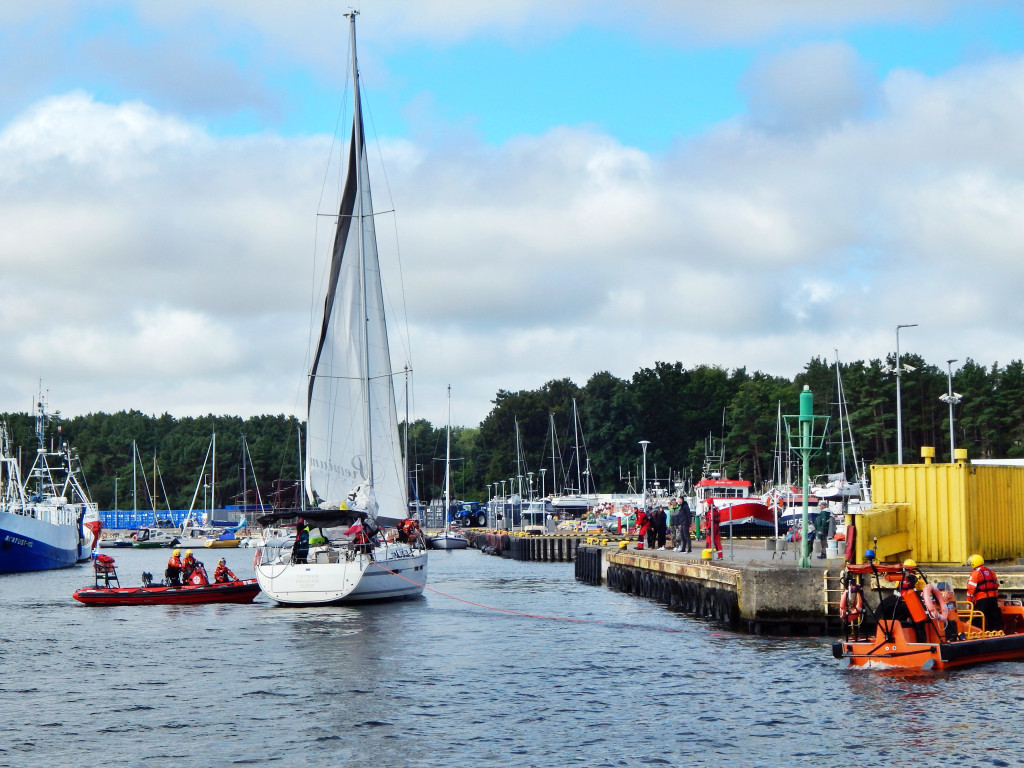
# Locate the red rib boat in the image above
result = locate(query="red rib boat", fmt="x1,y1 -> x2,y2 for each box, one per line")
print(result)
73,554 -> 260,606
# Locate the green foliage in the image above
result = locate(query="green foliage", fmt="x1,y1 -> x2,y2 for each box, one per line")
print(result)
4,353 -> 1020,507
0,410 -> 302,511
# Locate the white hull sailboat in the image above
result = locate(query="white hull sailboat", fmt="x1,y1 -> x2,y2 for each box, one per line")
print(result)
255,12 -> 427,604
429,387 -> 468,551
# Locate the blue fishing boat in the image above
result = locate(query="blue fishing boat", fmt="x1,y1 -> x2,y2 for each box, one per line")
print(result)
0,393 -> 102,572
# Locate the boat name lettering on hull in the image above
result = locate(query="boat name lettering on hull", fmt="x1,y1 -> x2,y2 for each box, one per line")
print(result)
3,535 -> 32,548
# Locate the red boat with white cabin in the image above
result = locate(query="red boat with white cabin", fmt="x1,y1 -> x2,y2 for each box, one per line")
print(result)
695,473 -> 774,529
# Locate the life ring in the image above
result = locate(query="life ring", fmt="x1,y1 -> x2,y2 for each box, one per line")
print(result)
839,586 -> 864,622
922,582 -> 948,622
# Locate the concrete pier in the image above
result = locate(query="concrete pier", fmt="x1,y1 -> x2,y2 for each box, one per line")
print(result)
466,530 -> 1024,636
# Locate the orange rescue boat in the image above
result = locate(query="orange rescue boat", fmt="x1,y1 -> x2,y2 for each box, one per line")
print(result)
832,562 -> 1024,671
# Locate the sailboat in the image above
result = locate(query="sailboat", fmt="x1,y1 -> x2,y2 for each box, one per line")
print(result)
811,354 -> 868,503
429,387 -> 468,550
254,11 -> 427,604
0,390 -> 102,572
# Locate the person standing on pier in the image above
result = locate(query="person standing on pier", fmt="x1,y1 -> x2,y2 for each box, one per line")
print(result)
675,497 -> 693,552
634,507 -> 649,550
669,499 -> 683,552
815,500 -> 830,560
650,506 -> 668,550
706,501 -> 722,559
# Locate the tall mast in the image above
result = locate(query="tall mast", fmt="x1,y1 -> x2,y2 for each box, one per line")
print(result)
346,10 -> 373,486
549,413 -> 557,495
404,364 -> 410,506
444,385 -> 452,530
572,399 -> 582,494
834,351 -> 847,478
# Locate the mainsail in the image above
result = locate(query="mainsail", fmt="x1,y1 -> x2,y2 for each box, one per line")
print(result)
306,18 -> 407,527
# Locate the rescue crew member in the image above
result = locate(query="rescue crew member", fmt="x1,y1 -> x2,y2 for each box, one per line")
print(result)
165,548 -> 182,586
967,554 -> 1003,632
872,561 -> 921,626
397,518 -> 419,544
213,557 -> 237,583
181,549 -> 197,580
706,501 -> 722,559
634,507 -> 649,550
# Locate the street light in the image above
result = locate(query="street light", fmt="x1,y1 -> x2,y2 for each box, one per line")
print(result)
540,468 -> 547,499
639,441 -> 651,511
940,358 -> 963,460
881,323 -> 918,464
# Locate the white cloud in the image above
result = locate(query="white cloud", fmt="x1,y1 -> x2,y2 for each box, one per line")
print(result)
2,28 -> 1024,428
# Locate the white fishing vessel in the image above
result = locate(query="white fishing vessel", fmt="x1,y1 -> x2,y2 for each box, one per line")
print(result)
254,11 -> 427,603
0,392 -> 101,572
430,387 -> 468,550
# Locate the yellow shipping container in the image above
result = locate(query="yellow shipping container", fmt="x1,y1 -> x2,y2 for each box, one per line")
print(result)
853,449 -> 1024,566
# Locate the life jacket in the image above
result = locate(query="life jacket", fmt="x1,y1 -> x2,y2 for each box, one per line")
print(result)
635,510 -> 649,532
968,566 -> 999,601
167,555 -> 182,569
213,565 -> 236,583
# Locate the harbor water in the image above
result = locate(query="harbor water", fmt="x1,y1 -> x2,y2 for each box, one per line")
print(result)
2,548 -> 1023,767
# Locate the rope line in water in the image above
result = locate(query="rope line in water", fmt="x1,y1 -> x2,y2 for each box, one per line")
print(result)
368,560 -> 687,634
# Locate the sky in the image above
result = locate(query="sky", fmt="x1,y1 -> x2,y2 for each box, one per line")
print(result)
2,0 -> 1024,429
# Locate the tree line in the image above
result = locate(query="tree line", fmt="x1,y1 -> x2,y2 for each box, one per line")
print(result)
0,409 -> 304,513
441,354 -> 1024,502
3,353 -> 1021,509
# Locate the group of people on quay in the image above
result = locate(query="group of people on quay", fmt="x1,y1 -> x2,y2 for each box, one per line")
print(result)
164,548 -> 238,586
633,497 -> 703,554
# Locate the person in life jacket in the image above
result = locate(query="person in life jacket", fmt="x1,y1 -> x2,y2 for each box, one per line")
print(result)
634,507 -> 649,550
165,548 -> 183,586
181,549 -> 197,579
213,557 -> 237,583
397,518 -> 420,544
967,554 -> 1003,632
706,502 -> 722,559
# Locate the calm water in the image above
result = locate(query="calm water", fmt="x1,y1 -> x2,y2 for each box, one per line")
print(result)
2,548 -> 1023,768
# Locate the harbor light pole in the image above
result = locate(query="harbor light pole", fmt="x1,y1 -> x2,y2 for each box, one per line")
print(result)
639,441 -> 650,511
940,359 -> 963,460
499,479 -> 506,530
540,468 -> 547,499
784,386 -> 829,568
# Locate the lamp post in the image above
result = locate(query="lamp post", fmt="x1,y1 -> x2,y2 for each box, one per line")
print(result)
894,323 -> 917,464
639,441 -> 651,511
940,359 -> 963,460
540,468 -> 547,499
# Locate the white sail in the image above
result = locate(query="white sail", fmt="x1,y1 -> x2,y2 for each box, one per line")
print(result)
305,19 -> 407,527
